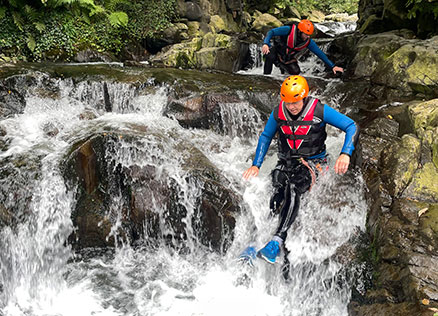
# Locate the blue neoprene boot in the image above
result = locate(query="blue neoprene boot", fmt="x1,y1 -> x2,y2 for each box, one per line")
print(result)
258,240 -> 281,264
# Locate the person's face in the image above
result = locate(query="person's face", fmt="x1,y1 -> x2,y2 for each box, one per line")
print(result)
284,99 -> 304,115
300,32 -> 310,41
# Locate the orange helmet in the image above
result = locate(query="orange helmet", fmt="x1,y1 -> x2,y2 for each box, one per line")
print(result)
298,19 -> 314,35
280,75 -> 309,103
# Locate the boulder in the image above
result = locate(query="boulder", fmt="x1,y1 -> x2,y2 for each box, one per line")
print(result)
307,10 -> 325,23
403,163 -> 438,202
62,131 -> 242,251
379,134 -> 421,197
251,13 -> 282,33
184,1 -> 203,21
0,84 -> 26,118
372,37 -> 438,97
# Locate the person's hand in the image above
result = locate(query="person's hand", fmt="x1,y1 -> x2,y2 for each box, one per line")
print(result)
332,66 -> 344,74
261,44 -> 270,55
243,166 -> 259,180
334,154 -> 350,174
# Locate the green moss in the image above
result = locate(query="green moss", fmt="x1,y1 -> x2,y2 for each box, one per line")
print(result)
412,162 -> 438,197
419,203 -> 438,235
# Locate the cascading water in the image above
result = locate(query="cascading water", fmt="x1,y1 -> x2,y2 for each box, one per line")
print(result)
0,21 -> 367,316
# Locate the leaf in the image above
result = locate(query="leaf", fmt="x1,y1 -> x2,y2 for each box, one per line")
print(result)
0,6 -> 7,20
34,22 -> 46,32
89,4 -> 105,16
11,11 -> 24,31
108,11 -> 128,27
422,298 -> 430,305
418,208 -> 428,217
27,35 -> 36,52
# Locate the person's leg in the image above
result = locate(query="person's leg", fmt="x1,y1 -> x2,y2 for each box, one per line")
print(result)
273,163 -> 312,241
284,61 -> 301,75
258,163 -> 290,263
274,185 -> 302,241
270,164 -> 290,215
263,46 -> 279,75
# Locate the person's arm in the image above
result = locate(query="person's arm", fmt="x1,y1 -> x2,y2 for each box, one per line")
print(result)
322,104 -> 359,156
263,26 -> 292,47
243,112 -> 277,179
253,112 -> 277,167
322,104 -> 359,174
307,40 -> 343,74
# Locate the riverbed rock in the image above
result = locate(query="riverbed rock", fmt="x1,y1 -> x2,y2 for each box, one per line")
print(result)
0,84 -> 26,118
62,130 -> 242,251
151,33 -> 243,72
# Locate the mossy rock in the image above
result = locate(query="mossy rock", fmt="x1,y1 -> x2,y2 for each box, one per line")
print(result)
380,134 -> 421,197
408,98 -> 438,137
403,162 -> 438,202
372,40 -> 438,97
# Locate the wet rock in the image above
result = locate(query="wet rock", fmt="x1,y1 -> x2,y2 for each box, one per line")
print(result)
42,122 -> 59,137
0,84 -> 26,118
73,49 -> 117,63
79,108 -> 98,120
0,203 -> 12,228
0,155 -> 42,228
62,130 -> 242,251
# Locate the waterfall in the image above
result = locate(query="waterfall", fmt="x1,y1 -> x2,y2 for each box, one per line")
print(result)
0,67 -> 367,316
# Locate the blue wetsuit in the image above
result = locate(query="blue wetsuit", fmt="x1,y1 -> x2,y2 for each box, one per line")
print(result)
252,101 -> 359,241
263,25 -> 336,74
253,103 -> 357,167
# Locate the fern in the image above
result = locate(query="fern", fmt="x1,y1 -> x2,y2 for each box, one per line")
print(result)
0,6 -> 6,19
11,10 -> 24,31
27,35 -> 36,51
108,11 -> 127,27
34,22 -> 46,31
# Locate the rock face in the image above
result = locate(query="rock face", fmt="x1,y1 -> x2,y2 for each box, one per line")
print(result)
62,131 -> 242,252
330,31 -> 438,101
0,82 -> 26,118
354,98 -> 438,315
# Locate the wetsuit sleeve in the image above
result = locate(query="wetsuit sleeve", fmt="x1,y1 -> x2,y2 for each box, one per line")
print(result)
252,112 -> 277,168
322,104 -> 359,156
263,26 -> 292,47
307,40 -> 335,69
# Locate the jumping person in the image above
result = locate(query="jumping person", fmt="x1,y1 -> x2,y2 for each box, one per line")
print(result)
242,75 -> 359,264
262,19 -> 344,75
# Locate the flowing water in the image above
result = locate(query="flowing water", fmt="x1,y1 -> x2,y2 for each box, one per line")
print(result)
0,21 -> 368,316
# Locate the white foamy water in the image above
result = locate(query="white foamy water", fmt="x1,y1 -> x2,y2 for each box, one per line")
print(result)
0,64 -> 366,316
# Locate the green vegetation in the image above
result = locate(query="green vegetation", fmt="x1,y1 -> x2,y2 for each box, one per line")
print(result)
0,0 -> 177,61
407,0 -> 438,19
275,0 -> 359,15
0,0 -> 360,62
